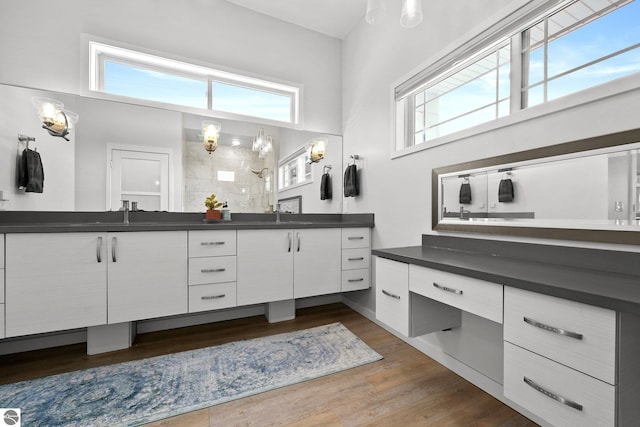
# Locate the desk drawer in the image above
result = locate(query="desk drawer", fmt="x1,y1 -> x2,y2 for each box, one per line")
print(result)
189,230 -> 236,257
504,287 -> 616,384
342,268 -> 370,292
342,248 -> 370,270
189,256 -> 236,285
409,265 -> 503,324
504,342 -> 615,427
189,282 -> 236,313
341,228 -> 370,249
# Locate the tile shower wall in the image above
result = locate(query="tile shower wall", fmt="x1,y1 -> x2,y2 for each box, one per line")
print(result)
184,141 -> 273,213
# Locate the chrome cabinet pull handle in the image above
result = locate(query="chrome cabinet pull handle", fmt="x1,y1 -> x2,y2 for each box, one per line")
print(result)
201,241 -> 225,246
523,317 -> 583,340
201,268 -> 226,273
348,257 -> 364,261
297,232 -> 301,252
382,289 -> 400,300
287,232 -> 292,252
523,377 -> 583,411
111,237 -> 117,262
433,282 -> 463,295
348,278 -> 364,282
201,294 -> 225,300
96,236 -> 103,263
347,236 -> 364,240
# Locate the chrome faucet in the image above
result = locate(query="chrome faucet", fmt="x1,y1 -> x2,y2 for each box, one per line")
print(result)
122,200 -> 130,224
275,203 -> 281,223
459,206 -> 470,220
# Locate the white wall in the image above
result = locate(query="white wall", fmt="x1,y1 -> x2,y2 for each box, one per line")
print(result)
0,85 -> 76,211
0,0 -> 342,134
342,1 -> 640,310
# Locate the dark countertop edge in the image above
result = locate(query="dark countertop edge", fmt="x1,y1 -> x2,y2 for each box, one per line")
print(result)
372,246 -> 640,316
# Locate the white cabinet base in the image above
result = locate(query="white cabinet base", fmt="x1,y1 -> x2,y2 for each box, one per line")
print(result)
87,322 -> 136,355
266,299 -> 295,323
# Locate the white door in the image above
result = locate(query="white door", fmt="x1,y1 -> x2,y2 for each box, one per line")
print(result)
109,147 -> 170,211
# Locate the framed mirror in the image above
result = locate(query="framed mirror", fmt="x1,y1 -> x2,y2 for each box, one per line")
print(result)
432,128 -> 640,245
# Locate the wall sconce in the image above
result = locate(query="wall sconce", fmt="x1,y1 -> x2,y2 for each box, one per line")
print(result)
32,97 -> 79,141
202,120 -> 221,154
307,138 -> 327,163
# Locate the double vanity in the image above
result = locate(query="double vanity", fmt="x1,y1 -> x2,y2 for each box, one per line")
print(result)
373,235 -> 640,427
0,212 -> 373,355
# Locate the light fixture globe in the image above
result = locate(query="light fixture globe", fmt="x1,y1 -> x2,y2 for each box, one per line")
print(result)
401,0 -> 423,28
32,97 -> 79,141
307,138 -> 327,163
366,0 -> 386,24
202,120 -> 221,154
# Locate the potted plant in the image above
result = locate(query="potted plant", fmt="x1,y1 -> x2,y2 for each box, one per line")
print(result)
205,193 -> 224,220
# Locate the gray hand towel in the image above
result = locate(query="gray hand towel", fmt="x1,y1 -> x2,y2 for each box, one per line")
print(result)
459,182 -> 472,204
344,164 -> 359,197
320,173 -> 332,200
18,149 -> 44,193
498,178 -> 514,202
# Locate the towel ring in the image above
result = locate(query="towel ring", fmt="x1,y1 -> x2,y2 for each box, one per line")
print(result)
323,165 -> 332,174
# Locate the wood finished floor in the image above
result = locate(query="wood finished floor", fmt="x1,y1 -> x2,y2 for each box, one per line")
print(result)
0,303 -> 538,426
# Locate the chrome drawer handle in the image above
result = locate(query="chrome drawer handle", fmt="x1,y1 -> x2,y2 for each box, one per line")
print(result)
347,236 -> 364,240
201,241 -> 225,246
111,237 -> 117,262
348,278 -> 364,282
524,377 -> 583,411
201,294 -> 226,300
348,257 -> 365,261
382,289 -> 400,300
288,232 -> 292,252
96,236 -> 103,263
523,317 -> 583,340
433,282 -> 463,295
201,268 -> 226,273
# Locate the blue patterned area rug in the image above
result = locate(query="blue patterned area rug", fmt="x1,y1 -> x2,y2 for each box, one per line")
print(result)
0,322 -> 382,426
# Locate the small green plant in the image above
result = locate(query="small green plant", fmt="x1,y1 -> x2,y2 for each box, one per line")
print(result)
205,193 -> 223,210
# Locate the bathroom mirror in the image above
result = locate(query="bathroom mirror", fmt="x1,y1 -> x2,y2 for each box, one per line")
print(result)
433,128 -> 640,245
0,83 -> 343,214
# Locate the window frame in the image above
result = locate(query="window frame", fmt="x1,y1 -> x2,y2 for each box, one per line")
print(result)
392,0 -> 640,158
84,36 -> 301,127
277,147 -> 313,191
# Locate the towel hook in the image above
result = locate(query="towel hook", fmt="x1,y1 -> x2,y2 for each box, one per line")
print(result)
18,134 -> 36,151
323,165 -> 332,174
349,154 -> 360,165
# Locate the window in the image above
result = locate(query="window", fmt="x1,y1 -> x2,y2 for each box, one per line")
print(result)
396,0 -> 640,153
89,41 -> 300,124
278,148 -> 312,190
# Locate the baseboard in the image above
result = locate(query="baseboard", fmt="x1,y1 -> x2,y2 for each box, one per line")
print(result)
0,329 -> 86,356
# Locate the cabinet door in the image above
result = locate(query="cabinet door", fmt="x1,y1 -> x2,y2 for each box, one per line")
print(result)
375,257 -> 409,336
108,231 -> 187,323
237,229 -> 293,305
5,233 -> 107,337
293,228 -> 341,298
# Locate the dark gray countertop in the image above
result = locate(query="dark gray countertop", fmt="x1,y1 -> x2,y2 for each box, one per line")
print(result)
0,212 -> 374,233
373,236 -> 640,316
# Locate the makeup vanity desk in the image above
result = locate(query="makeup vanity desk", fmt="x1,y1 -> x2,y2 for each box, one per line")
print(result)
373,235 -> 640,427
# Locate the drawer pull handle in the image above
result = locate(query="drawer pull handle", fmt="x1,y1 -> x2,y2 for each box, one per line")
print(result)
201,241 -> 225,246
287,232 -> 292,252
201,294 -> 226,300
382,289 -> 400,300
201,268 -> 226,273
96,236 -> 103,263
348,257 -> 365,261
433,282 -> 463,295
347,236 -> 364,240
111,237 -> 117,262
523,317 -> 583,340
348,278 -> 364,282
523,377 -> 583,411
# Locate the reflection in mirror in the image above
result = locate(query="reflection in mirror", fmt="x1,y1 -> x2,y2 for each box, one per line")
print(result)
0,83 -> 343,214
433,128 -> 640,245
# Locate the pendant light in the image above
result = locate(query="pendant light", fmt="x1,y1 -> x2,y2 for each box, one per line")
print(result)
400,0 -> 423,28
365,0 -> 386,24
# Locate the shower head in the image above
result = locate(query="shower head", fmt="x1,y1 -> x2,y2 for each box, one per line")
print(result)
251,168 -> 268,179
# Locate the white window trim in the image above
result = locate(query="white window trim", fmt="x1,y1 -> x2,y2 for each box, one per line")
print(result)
390,0 -> 640,159
277,146 -> 314,191
81,34 -> 303,129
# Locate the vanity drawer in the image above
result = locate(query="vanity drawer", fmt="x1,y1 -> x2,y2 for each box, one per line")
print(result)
189,230 -> 236,257
375,257 -> 409,336
504,342 -> 615,427
409,265 -> 503,324
189,282 -> 236,313
504,287 -> 616,384
342,248 -> 370,270
342,268 -> 370,292
188,256 -> 236,285
341,228 -> 370,249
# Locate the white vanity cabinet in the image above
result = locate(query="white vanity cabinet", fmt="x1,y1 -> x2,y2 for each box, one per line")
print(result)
107,231 -> 187,323
503,287 -> 617,427
237,228 -> 342,305
188,230 -> 237,313
0,234 -> 5,339
5,233 -> 108,337
375,257 -> 409,336
341,228 -> 371,292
